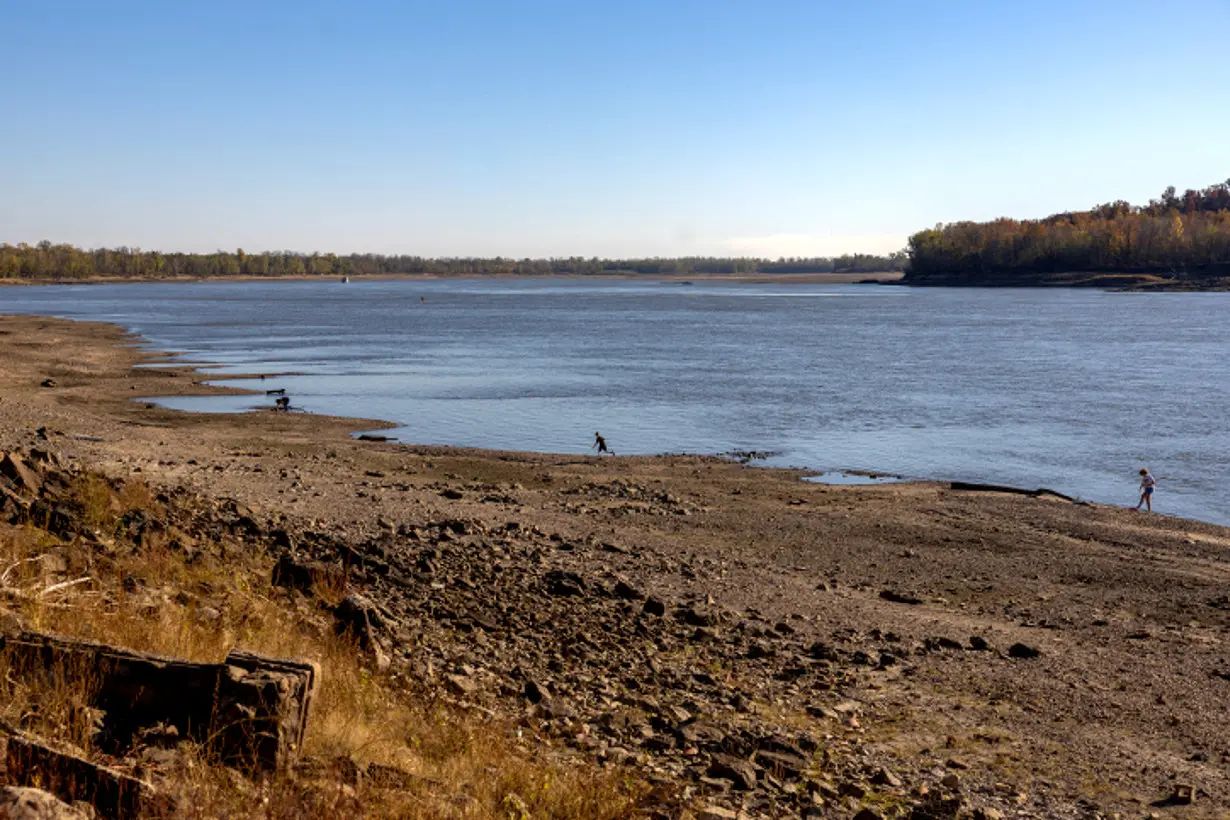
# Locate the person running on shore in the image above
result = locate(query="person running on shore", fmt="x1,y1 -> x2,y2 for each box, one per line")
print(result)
1135,468 -> 1155,511
592,431 -> 611,455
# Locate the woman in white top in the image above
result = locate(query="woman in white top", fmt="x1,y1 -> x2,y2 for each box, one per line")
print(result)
1135,468 -> 1156,512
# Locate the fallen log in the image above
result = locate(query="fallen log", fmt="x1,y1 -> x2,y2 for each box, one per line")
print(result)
6,734 -> 162,820
949,481 -> 1076,502
0,631 -> 319,772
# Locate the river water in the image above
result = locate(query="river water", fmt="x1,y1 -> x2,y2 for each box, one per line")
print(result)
3,278 -> 1228,524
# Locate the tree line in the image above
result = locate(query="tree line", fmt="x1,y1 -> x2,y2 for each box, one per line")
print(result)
904,180 -> 1230,284
0,243 -> 906,281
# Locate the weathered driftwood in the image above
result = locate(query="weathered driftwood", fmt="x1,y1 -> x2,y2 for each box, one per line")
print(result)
0,631 -> 319,772
5,734 -> 159,820
215,650 -> 319,770
948,481 -> 1076,502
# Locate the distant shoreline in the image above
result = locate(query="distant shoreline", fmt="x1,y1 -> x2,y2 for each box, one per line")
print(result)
0,270 -> 905,287
901,271 -> 1230,292
12,268 -> 1230,291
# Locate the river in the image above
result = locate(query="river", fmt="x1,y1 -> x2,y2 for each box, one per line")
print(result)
3,278 -> 1227,524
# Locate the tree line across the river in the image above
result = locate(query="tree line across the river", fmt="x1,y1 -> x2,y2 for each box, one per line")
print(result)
7,179 -> 1229,287
0,244 -> 906,281
904,179 -> 1230,286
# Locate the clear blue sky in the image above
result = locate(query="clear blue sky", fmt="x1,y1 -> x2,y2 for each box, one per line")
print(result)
3,0 -> 1227,258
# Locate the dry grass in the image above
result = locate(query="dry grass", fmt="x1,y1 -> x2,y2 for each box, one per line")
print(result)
0,471 -> 650,818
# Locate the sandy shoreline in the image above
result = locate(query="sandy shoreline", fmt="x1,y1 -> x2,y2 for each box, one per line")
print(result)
3,313 -> 1230,816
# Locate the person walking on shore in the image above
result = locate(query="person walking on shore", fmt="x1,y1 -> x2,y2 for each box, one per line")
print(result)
592,431 -> 611,455
1135,468 -> 1156,511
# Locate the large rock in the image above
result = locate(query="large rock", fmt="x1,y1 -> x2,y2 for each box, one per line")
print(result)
0,452 -> 41,495
677,606 -> 718,627
1007,642 -> 1040,659
544,570 -> 586,597
707,754 -> 757,790
0,483 -> 29,522
0,786 -> 89,819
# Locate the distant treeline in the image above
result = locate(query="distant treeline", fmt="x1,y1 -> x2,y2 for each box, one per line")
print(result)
905,180 -> 1230,285
0,243 -> 905,280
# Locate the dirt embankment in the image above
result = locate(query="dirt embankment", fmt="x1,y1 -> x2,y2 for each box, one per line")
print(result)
2,314 -> 1229,819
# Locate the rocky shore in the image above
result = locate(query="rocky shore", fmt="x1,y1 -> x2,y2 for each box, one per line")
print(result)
2,315 -> 1229,818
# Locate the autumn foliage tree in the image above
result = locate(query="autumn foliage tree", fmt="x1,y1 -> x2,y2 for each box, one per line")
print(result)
905,180 -> 1230,284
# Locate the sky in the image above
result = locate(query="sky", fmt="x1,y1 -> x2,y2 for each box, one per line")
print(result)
2,0 -> 1228,258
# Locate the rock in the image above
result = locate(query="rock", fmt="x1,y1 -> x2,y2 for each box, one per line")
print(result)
871,767 -> 902,787
940,773 -> 961,791
0,786 -> 88,819
968,636 -> 990,651
332,594 -> 386,652
523,679 -> 550,704
746,641 -> 774,659
807,641 -> 839,661
613,579 -> 644,600
439,489 -> 464,500
269,528 -> 295,550
707,754 -> 757,790
678,606 -> 718,627
971,809 -> 1004,820
0,484 -> 28,520
544,570 -> 586,597
665,704 -> 692,724
879,589 -> 923,605
1168,783 -> 1195,805
853,809 -> 884,820
643,597 -> 666,616
1007,642 -> 1040,659
27,448 -> 62,468
910,791 -> 964,819
40,378 -> 57,388
697,807 -> 742,820
446,674 -> 477,696
754,749 -> 807,779
1,452 -> 42,494
838,780 -> 866,799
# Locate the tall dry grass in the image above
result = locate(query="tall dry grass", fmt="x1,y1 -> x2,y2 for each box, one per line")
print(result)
0,471 -> 649,818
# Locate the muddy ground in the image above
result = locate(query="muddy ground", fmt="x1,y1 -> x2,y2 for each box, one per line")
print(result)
1,314 -> 1228,819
